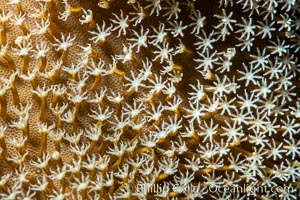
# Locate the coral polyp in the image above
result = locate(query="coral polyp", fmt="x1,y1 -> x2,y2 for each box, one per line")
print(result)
0,0 -> 300,199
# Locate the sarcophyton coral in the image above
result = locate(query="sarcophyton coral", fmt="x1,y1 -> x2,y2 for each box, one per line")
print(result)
0,0 -> 299,199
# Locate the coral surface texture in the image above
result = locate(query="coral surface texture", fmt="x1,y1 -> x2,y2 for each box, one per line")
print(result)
0,0 -> 300,199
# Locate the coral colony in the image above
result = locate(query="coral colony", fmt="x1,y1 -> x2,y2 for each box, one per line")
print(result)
0,0 -> 300,199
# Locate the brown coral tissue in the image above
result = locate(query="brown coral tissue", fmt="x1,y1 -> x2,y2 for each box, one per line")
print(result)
0,0 -> 300,199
